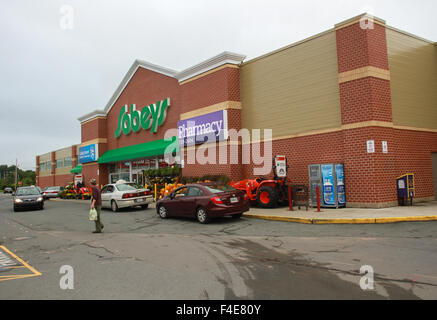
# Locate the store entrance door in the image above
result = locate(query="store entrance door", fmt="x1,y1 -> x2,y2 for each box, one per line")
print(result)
432,153 -> 437,200
132,170 -> 144,186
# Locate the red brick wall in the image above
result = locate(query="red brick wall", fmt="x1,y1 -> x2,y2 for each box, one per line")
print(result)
393,129 -> 437,199
72,146 -> 77,167
336,22 -> 389,73
180,67 -> 240,114
182,143 -> 244,181
340,77 -> 393,124
81,118 -> 107,143
38,175 -> 55,189
38,174 -> 75,189
54,174 -> 74,188
241,131 -> 344,183
106,68 -> 181,151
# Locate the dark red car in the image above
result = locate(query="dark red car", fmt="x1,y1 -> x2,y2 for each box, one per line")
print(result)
156,183 -> 250,224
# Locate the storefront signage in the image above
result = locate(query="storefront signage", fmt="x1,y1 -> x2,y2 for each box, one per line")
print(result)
79,144 -> 98,164
274,155 -> 287,178
366,140 -> 375,153
382,141 -> 388,154
74,174 -> 83,186
177,110 -> 228,146
115,98 -> 170,138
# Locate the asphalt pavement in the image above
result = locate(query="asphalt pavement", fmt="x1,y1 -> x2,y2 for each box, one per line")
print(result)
0,193 -> 436,299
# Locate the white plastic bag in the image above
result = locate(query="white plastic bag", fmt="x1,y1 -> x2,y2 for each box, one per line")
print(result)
89,208 -> 97,221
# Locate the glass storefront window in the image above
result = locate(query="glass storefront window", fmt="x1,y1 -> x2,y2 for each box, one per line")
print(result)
64,157 -> 72,167
56,159 -> 63,168
107,155 -> 181,184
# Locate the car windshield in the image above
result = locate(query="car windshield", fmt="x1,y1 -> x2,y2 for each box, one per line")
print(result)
16,187 -> 40,196
47,187 -> 60,191
126,183 -> 142,189
204,185 -> 237,193
115,184 -> 138,192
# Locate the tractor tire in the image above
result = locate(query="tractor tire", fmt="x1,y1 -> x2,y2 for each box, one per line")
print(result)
257,186 -> 279,208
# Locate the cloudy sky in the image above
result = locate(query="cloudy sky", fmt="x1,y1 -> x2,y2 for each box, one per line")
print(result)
1,0 -> 436,170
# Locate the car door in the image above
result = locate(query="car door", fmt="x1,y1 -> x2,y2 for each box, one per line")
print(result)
164,187 -> 188,216
181,187 -> 204,217
101,185 -> 112,208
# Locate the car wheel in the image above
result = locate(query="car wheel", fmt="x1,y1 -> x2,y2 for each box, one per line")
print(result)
158,205 -> 168,219
232,213 -> 243,219
196,206 -> 210,224
40,203 -> 44,210
141,204 -> 149,209
111,200 -> 119,212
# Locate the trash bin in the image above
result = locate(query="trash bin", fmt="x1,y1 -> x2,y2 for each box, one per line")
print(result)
397,174 -> 415,206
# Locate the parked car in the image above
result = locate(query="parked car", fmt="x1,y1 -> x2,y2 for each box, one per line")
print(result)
101,181 -> 153,212
43,186 -> 64,199
34,186 -> 45,199
156,183 -> 250,224
13,186 -> 44,211
3,187 -> 13,194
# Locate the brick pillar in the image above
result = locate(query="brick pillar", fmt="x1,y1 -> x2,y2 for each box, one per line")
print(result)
72,145 -> 77,168
35,156 -> 40,186
50,152 -> 56,185
335,14 -> 397,207
180,61 -> 244,181
80,117 -> 108,187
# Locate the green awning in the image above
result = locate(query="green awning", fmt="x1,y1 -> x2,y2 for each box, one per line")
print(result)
70,165 -> 82,174
97,136 -> 179,164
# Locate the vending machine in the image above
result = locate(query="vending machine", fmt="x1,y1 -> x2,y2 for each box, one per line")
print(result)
308,164 -> 346,208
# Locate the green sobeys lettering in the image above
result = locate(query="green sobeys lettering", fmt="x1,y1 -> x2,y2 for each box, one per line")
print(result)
115,105 -> 128,138
130,105 -> 141,133
114,98 -> 170,139
140,105 -> 152,130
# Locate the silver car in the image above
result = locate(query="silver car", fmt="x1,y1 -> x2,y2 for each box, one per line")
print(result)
43,186 -> 64,199
101,182 -> 153,212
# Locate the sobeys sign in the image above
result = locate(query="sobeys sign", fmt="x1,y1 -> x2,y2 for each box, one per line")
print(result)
115,98 -> 170,138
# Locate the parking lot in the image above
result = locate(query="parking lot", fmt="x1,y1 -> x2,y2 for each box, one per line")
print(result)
1,193 -> 437,299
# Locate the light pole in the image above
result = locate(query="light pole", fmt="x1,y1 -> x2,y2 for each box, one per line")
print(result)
15,159 -> 18,191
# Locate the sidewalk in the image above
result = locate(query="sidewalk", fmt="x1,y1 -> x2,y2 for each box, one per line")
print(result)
243,200 -> 437,224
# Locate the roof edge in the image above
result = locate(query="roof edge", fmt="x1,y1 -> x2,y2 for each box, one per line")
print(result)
176,51 -> 246,82
78,110 -> 106,123
78,52 -> 246,121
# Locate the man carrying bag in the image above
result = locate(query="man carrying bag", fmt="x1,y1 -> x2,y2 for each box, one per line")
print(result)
90,178 -> 104,233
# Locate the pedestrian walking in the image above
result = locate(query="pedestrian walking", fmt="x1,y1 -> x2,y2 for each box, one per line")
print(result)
90,178 -> 104,233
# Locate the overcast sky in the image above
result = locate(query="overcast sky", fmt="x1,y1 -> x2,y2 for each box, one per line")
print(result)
1,0 -> 436,170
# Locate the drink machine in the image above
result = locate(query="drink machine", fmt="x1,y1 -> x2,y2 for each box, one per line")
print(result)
308,164 -> 346,208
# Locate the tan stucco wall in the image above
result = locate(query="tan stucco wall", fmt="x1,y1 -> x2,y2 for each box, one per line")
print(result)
240,30 -> 341,138
387,27 -> 437,129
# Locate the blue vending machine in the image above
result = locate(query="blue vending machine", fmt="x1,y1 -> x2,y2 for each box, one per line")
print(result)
309,164 -> 346,208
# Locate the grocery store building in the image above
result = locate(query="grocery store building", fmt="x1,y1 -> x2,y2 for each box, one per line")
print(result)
36,14 -> 437,208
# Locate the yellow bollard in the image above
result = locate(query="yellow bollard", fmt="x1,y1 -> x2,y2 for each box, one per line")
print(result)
154,184 -> 157,202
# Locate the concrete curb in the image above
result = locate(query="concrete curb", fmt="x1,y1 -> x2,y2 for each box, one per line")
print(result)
243,213 -> 437,224
50,198 -> 89,203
